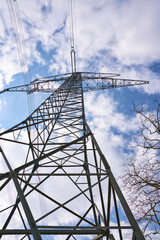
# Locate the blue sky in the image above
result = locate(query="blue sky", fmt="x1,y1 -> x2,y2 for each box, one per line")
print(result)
0,0 -> 160,239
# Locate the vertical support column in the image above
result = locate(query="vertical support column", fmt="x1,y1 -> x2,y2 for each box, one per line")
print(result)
69,0 -> 77,73
71,48 -> 76,73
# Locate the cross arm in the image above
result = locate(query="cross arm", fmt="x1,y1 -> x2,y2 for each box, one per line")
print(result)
0,73 -> 72,94
0,72 -> 149,94
80,72 -> 149,92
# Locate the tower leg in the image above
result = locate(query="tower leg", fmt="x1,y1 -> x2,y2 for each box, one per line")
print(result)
0,147 -> 42,240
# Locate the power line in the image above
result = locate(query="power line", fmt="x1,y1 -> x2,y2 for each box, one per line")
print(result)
6,0 -> 34,114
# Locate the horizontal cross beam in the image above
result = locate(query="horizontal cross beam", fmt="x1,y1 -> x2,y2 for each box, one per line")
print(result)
0,226 -> 132,235
0,72 -> 149,94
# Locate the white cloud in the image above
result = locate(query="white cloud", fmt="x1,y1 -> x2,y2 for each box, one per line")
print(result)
74,0 -> 160,94
0,0 -> 159,91
85,91 -> 139,133
75,0 -> 160,64
0,0 -> 69,85
84,91 -> 142,177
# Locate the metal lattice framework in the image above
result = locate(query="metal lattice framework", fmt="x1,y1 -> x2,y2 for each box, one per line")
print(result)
0,72 -> 148,239
0,72 -> 149,94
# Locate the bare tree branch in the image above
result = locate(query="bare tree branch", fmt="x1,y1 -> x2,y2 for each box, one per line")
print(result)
121,100 -> 160,238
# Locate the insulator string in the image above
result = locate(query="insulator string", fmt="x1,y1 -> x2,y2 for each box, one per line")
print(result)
68,0 -> 76,73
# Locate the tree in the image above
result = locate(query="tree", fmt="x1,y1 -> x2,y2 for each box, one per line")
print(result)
121,100 -> 160,239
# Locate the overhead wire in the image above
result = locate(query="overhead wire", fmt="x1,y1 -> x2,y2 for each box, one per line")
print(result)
6,0 -> 25,77
14,0 -> 32,82
6,0 -> 34,115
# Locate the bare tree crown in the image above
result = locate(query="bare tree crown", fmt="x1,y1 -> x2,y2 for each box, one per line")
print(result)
121,100 -> 160,239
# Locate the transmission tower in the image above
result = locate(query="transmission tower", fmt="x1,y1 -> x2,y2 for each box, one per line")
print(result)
0,71 -> 148,240
0,1 -> 149,239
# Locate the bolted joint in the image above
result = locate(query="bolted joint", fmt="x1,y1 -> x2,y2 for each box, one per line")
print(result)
9,170 -> 16,178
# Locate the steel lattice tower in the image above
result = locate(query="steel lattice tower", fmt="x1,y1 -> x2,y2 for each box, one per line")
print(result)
0,70 -> 149,240
0,1 -> 149,239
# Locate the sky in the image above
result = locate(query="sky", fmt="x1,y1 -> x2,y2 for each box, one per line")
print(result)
0,0 -> 160,239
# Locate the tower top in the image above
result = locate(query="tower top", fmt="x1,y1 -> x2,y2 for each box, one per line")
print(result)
69,0 -> 76,73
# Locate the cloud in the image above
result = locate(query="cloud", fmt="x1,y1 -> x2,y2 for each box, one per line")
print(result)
111,0 -> 160,64
0,0 -> 69,85
0,0 -> 159,91
85,91 -> 139,133
75,0 -> 160,64
84,91 -> 141,177
74,0 -> 160,94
